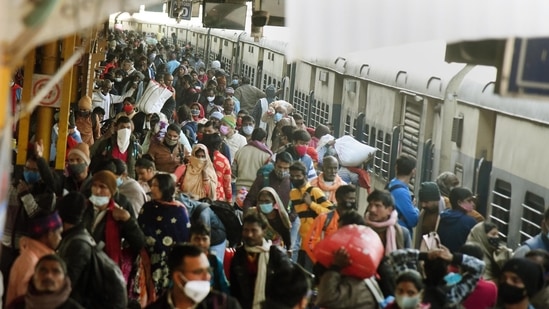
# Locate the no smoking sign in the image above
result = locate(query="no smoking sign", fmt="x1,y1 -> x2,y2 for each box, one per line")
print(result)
32,74 -> 63,108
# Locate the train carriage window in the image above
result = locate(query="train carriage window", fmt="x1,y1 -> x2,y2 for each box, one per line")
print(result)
520,192 -> 545,243
490,179 -> 512,242
373,130 -> 384,176
362,124 -> 370,144
382,133 -> 392,179
293,90 -> 309,123
370,127 -> 376,148
344,115 -> 352,136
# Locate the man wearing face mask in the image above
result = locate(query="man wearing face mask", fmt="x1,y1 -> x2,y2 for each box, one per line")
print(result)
146,243 -> 241,309
283,129 -> 317,181
496,258 -> 544,309
239,115 -> 255,141
289,161 -> 333,271
74,95 -> 101,146
91,116 -> 142,179
146,124 -> 187,173
305,185 -> 356,262
63,143 -> 92,194
220,115 -> 247,164
92,79 -> 135,121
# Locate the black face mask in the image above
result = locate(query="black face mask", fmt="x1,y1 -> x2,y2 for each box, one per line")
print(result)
487,237 -> 499,248
498,282 -> 527,304
291,179 -> 305,188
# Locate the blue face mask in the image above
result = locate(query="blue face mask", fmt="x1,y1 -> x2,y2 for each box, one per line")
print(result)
23,171 -> 41,184
116,177 -> 123,187
274,112 -> 283,122
444,272 -> 462,286
259,203 -> 274,214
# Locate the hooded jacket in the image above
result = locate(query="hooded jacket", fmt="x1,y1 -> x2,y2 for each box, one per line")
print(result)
436,209 -> 477,252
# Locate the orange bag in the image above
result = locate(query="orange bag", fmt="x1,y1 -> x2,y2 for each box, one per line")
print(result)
313,224 -> 384,279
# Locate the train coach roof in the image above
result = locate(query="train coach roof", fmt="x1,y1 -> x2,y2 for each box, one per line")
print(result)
459,66 -> 549,125
342,40 -> 465,99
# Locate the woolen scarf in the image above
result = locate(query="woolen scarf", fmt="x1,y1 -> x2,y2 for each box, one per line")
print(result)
365,210 -> 399,255
24,277 -> 72,309
248,140 -> 273,156
105,199 -> 122,264
312,173 -> 344,203
244,239 -> 272,309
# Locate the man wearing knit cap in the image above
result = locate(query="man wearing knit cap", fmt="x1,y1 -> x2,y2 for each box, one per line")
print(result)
414,181 -> 442,248
210,111 -> 224,126
64,143 -> 92,195
83,170 -> 145,263
6,211 -> 62,305
75,95 -> 101,146
497,258 -> 544,308
220,115 -> 247,164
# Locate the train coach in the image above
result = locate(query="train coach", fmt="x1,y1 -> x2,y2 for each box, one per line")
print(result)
115,14 -> 549,250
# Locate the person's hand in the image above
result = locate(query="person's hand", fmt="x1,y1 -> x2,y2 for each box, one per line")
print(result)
111,205 -> 131,222
35,139 -> 44,158
332,247 -> 351,268
438,246 -> 453,262
17,180 -> 29,194
303,191 -> 312,206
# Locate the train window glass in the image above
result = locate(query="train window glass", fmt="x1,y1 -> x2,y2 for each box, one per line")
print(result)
490,179 -> 512,242
373,130 -> 384,176
344,115 -> 352,136
382,133 -> 391,179
520,192 -> 545,243
370,127 -> 376,147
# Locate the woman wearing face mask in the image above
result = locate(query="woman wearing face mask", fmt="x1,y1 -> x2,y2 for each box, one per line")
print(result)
189,102 -> 207,124
250,187 -> 292,251
83,170 -> 145,282
181,144 -> 218,200
385,270 -> 429,309
138,173 -> 190,296
466,222 -> 512,282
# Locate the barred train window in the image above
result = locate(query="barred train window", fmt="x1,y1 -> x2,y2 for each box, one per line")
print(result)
490,179 -> 512,241
344,115 -> 351,136
520,192 -> 545,243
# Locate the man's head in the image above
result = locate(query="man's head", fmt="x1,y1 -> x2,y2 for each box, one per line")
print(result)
525,249 -> 549,283
28,212 -> 63,250
135,157 -> 156,182
292,113 -> 304,129
67,143 -> 91,178
292,129 -> 311,158
32,254 -> 68,294
335,185 -> 357,212
167,244 -> 212,303
242,211 -> 268,247
289,161 -> 307,189
418,182 -> 441,212
209,112 -> 224,128
116,115 -> 133,132
395,155 -> 416,177
436,171 -> 460,197
165,124 -> 181,147
321,156 -> 339,182
220,115 -> 236,136
265,263 -> 311,309
78,95 -> 92,112
57,192 -> 87,228
274,152 -> 293,180
499,258 -> 544,304
366,189 -> 394,222
190,222 -> 211,253
222,98 -> 235,115
163,73 -> 174,88
101,80 -> 113,94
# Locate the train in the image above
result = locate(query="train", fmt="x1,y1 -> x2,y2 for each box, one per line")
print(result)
113,11 -> 549,250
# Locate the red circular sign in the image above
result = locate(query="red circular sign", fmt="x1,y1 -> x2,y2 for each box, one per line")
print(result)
33,78 -> 60,106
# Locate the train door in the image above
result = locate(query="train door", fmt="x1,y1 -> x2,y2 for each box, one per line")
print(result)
472,109 -> 495,217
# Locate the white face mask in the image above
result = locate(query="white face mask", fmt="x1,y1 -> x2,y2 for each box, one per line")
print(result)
177,274 -> 210,304
10,81 -> 14,87
114,77 -> 123,82
395,294 -> 421,309
89,194 -> 110,207
242,125 -> 254,136
117,128 -> 131,153
207,96 -> 215,102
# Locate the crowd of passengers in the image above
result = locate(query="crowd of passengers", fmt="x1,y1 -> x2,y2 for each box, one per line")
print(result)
2,29 -> 548,309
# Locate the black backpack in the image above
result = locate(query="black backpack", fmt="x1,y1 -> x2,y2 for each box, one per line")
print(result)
200,199 -> 243,247
72,234 -> 128,309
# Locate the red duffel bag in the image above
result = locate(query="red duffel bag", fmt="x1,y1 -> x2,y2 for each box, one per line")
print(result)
313,224 -> 384,279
